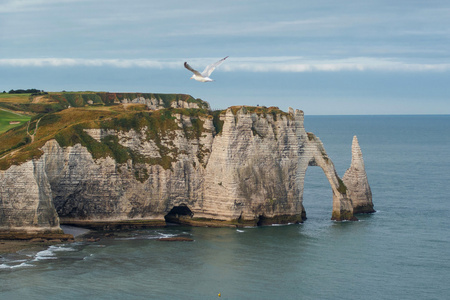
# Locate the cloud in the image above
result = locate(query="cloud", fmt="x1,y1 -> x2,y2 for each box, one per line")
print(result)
1,57 -> 449,73
0,58 -> 181,69
223,57 -> 450,72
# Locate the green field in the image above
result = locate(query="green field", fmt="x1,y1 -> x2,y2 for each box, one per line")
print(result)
0,93 -> 32,103
0,109 -> 31,134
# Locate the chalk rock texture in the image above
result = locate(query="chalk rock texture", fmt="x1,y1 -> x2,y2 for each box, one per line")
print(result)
343,136 -> 375,213
121,95 -> 209,110
0,104 -> 373,237
0,160 -> 61,233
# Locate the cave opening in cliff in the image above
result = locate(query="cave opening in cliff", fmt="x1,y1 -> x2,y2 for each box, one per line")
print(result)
164,204 -> 194,225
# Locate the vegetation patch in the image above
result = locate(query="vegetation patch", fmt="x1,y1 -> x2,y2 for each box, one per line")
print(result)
6,89 -> 43,94
0,148 -> 43,170
212,110 -> 225,135
0,123 -> 30,158
228,105 -> 290,118
251,125 -> 264,137
0,107 -> 118,170
337,177 -> 347,194
0,93 -> 32,103
0,109 -> 31,134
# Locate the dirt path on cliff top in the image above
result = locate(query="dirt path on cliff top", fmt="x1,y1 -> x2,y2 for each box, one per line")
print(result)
27,117 -> 41,143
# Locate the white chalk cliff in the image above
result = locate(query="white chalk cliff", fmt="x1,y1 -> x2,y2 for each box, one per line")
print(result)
0,102 -> 373,238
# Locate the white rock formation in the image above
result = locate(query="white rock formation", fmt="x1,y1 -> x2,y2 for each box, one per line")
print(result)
343,136 -> 375,213
0,105 -> 372,236
0,159 -> 60,233
120,95 -> 209,110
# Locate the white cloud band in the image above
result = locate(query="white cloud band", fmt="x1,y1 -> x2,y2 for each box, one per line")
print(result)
0,58 -> 180,68
1,57 -> 449,72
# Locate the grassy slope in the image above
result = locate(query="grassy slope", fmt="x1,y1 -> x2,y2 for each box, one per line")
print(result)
0,93 -> 32,103
0,109 -> 31,134
0,92 -> 214,171
0,93 -> 34,133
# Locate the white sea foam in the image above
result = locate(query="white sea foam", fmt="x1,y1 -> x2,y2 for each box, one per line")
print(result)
33,249 -> 57,261
157,233 -> 178,239
236,229 -> 245,233
270,223 -> 294,227
83,254 -> 94,261
0,262 -> 34,269
33,245 -> 75,261
115,231 -> 179,240
50,245 -> 76,252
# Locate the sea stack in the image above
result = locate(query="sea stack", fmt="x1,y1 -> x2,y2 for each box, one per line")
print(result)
342,136 -> 375,213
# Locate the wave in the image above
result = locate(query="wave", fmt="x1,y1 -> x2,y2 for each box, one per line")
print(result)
0,262 -> 34,269
33,245 -> 75,262
2,244 -> 76,268
115,231 -> 182,240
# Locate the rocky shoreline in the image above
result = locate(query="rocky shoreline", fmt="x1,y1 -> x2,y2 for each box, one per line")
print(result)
0,225 -> 88,254
0,224 -> 196,254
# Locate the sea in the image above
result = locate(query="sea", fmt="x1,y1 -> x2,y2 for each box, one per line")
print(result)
1,115 -> 449,300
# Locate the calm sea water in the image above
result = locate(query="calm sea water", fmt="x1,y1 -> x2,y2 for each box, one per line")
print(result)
1,115 -> 449,300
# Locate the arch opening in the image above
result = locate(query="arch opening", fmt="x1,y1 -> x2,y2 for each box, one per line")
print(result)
303,166 -> 333,221
164,204 -> 194,225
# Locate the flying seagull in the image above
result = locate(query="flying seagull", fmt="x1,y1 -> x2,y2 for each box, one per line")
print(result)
184,56 -> 229,82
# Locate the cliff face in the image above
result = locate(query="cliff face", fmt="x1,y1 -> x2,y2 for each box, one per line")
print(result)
0,99 -> 373,236
0,160 -> 61,233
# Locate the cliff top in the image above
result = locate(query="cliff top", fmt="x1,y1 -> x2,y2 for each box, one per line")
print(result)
0,92 -> 208,115
228,105 -> 288,116
0,92 -> 300,171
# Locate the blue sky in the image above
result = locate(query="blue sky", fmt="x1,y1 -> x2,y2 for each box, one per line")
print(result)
1,0 -> 449,114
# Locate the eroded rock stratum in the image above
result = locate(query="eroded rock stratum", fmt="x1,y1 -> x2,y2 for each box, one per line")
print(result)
0,95 -> 374,238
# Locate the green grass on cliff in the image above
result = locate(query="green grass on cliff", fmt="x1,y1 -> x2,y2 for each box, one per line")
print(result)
0,93 -> 213,171
0,109 -> 31,134
0,92 -> 209,116
0,93 -> 31,103
228,105 -> 291,119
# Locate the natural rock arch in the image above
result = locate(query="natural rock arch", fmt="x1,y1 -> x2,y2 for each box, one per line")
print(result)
303,133 -> 356,221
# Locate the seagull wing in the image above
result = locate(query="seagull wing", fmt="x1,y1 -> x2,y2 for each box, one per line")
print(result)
201,56 -> 229,77
184,62 -> 202,76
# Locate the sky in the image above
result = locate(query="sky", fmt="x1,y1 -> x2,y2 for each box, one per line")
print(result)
1,0 -> 449,114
